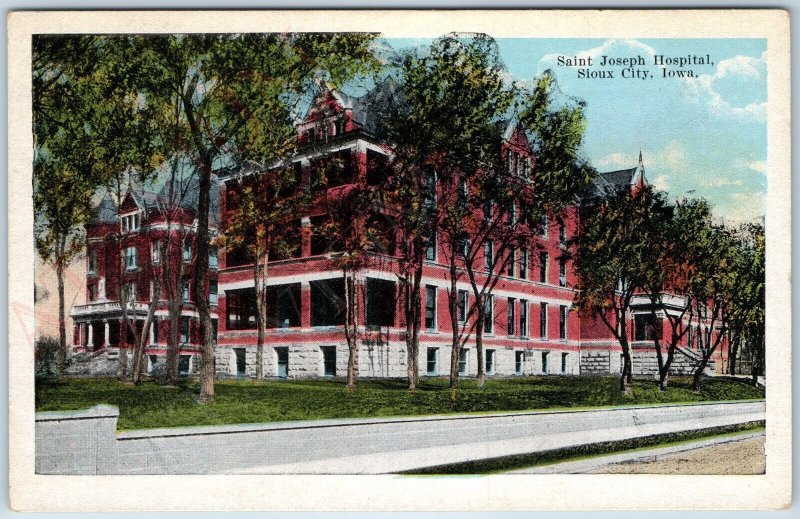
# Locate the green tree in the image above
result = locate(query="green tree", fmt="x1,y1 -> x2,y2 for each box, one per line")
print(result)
33,35 -> 158,373
726,223 -> 765,383
221,160 -> 304,380
571,184 -> 663,394
98,33 -> 378,402
384,34 -> 518,388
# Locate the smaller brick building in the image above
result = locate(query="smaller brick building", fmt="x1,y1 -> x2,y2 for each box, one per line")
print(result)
69,178 -> 220,376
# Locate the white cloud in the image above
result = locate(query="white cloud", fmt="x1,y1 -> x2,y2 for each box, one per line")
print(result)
683,50 -> 767,122
718,192 -> 766,225
651,174 -> 670,191
659,140 -> 687,171
745,160 -> 767,174
593,151 -> 638,169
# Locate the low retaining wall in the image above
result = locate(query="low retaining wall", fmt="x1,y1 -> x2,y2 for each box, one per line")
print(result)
36,400 -> 765,475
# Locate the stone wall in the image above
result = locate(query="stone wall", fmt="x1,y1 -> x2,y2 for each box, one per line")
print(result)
35,405 -> 119,475
35,401 -> 765,475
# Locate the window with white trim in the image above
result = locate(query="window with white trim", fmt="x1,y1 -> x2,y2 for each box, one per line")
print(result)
125,246 -> 137,270
151,240 -> 161,264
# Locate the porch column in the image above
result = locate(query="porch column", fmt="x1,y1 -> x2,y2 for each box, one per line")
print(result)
301,217 -> 311,257
76,322 -> 83,349
149,318 -> 156,345
103,320 -> 110,348
301,281 -> 311,328
87,322 -> 94,350
118,318 -> 125,348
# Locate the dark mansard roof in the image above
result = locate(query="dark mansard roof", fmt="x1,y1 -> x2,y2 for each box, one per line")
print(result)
586,154 -> 646,199
90,174 -> 220,227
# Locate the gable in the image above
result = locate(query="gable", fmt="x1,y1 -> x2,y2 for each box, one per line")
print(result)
118,192 -> 140,214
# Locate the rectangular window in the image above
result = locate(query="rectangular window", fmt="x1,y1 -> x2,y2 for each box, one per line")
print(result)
321,346 -> 336,377
423,170 -> 437,209
87,250 -> 97,274
539,252 -> 548,283
509,202 -> 517,228
542,351 -> 549,374
425,285 -> 437,330
459,237 -> 470,259
235,348 -> 246,377
180,317 -> 189,344
507,298 -> 515,336
226,287 -> 257,330
515,351 -> 525,375
310,278 -> 345,327
366,278 -> 396,327
688,326 -> 694,349
483,200 -> 493,223
266,283 -> 302,328
209,280 -> 218,306
559,223 -> 567,245
149,241 -> 160,265
183,281 -> 190,303
459,348 -> 469,376
125,282 -> 136,303
276,347 -> 289,378
635,314 -> 662,341
425,226 -> 436,261
541,215 -> 549,238
519,248 -> 528,279
540,302 -> 548,339
559,259 -> 567,287
520,300 -> 528,337
507,248 -> 515,276
88,284 -> 96,302
426,348 -> 439,376
457,290 -> 468,323
209,246 -> 219,269
486,349 -> 495,375
484,241 -> 494,272
561,352 -> 569,374
125,246 -> 137,270
483,296 -> 494,334
183,242 -> 192,262
559,305 -> 568,340
179,355 -> 191,376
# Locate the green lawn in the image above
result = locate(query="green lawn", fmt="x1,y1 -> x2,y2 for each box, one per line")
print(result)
35,375 -> 764,431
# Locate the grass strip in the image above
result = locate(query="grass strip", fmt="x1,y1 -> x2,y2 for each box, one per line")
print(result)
36,375 -> 765,431
401,420 -> 765,475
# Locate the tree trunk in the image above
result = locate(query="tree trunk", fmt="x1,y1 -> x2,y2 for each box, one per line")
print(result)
345,271 -> 358,390
56,258 -> 67,374
132,281 -> 159,384
692,355 -> 710,391
728,332 -> 740,376
163,234 -> 182,385
448,269 -> 461,389
254,251 -> 269,381
165,296 -> 181,385
475,298 -> 485,388
194,160 -> 215,404
406,267 -> 422,390
620,342 -> 633,394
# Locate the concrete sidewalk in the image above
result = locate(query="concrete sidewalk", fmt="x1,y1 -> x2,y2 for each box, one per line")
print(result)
509,430 -> 765,474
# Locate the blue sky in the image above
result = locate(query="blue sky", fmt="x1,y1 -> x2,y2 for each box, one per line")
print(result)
382,38 -> 768,224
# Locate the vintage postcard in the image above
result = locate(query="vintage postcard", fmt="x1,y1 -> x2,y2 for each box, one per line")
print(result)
7,9 -> 791,512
